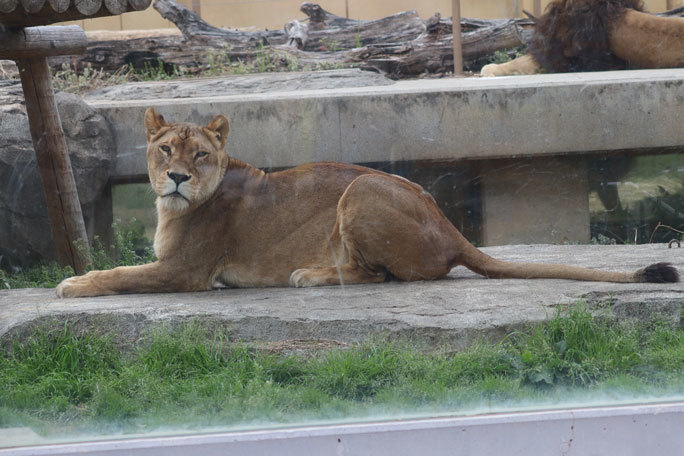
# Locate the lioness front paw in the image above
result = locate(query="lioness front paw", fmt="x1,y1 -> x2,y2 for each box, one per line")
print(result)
55,273 -> 104,298
56,277 -> 78,298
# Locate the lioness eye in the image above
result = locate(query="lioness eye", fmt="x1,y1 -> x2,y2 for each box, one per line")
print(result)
160,145 -> 171,156
195,151 -> 208,160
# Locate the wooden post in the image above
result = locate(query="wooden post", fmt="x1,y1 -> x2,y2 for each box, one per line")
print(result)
1,0 -> 153,274
452,0 -> 462,75
0,25 -> 92,274
533,0 -> 542,17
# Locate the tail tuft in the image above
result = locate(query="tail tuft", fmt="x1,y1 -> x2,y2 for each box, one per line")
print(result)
637,262 -> 680,283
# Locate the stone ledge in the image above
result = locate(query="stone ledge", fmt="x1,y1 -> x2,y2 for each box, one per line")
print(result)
1,244 -> 681,348
84,68 -> 684,179
80,69 -> 684,247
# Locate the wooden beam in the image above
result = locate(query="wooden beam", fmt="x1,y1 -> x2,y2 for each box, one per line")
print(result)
452,0 -> 462,75
0,0 -> 19,13
16,56 -> 91,274
0,0 -> 152,27
0,25 -> 87,59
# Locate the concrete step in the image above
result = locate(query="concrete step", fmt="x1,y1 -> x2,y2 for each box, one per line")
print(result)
1,244 -> 681,349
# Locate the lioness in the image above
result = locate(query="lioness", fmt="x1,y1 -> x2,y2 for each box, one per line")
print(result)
55,108 -> 679,297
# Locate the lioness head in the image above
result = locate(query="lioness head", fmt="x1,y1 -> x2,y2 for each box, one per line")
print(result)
144,108 -> 230,211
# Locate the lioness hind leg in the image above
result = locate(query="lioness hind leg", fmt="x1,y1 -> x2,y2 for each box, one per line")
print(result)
334,174 -> 461,283
289,265 -> 386,288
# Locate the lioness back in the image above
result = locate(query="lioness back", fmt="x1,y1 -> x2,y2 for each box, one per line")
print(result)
207,161 -> 386,287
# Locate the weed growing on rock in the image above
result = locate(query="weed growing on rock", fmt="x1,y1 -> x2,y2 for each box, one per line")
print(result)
52,63 -> 130,95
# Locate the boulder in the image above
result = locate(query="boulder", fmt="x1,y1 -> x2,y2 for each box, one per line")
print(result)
0,80 -> 114,269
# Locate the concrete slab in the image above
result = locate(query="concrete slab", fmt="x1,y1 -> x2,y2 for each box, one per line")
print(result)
83,69 -> 395,101
1,244 -> 681,348
85,69 -> 684,180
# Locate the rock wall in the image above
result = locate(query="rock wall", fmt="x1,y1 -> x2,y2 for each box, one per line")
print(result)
0,80 -> 114,269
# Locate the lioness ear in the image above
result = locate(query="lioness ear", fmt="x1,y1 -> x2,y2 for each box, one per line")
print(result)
206,115 -> 230,148
144,107 -> 168,141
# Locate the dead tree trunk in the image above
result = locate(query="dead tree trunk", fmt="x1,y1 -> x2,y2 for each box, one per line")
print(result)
54,1 -> 536,77
49,1 -> 684,77
153,0 -> 427,51
342,14 -> 529,76
153,0 -> 286,47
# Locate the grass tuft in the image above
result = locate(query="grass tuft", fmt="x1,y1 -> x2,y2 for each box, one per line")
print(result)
1,305 -> 683,438
1,220 -> 155,290
511,305 -> 642,386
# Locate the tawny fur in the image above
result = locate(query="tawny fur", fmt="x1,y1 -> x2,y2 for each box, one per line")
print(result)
55,109 -> 679,298
529,0 -> 645,72
481,0 -> 684,76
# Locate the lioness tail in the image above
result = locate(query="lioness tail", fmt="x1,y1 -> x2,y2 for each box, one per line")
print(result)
460,247 -> 679,284
635,262 -> 680,283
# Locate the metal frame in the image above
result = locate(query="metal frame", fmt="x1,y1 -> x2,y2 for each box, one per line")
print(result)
3,401 -> 684,455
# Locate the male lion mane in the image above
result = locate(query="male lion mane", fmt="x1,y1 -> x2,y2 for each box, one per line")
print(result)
528,0 -> 645,72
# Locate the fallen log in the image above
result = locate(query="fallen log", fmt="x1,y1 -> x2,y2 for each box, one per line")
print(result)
154,0 -> 427,52
50,34 -> 218,71
298,7 -> 426,52
51,1 -> 533,77
349,15 -> 529,76
273,11 -> 531,76
153,0 -> 286,48
48,1 -> 684,77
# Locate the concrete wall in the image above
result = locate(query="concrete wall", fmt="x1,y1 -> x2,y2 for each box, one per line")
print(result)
87,69 -> 684,246
89,69 -> 684,179
67,0 -> 678,32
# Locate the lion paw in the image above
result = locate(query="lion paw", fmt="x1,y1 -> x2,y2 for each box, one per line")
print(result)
480,63 -> 503,77
289,269 -> 316,288
55,274 -> 103,298
56,276 -> 79,298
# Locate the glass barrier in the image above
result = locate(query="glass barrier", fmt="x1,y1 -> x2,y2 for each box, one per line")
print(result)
1,11 -> 683,447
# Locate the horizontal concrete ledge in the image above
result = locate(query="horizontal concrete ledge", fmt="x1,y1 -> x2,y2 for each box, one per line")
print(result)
1,244 -> 681,348
85,69 -> 684,179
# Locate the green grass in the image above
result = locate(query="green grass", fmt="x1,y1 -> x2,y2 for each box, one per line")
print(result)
1,305 -> 683,439
0,220 -> 155,290
487,47 -> 525,65
0,262 -> 73,291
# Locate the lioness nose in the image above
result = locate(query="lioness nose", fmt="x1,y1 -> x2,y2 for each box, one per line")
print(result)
167,171 -> 191,185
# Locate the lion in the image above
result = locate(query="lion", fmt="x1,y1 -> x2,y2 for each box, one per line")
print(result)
55,108 -> 679,298
481,0 -> 684,76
